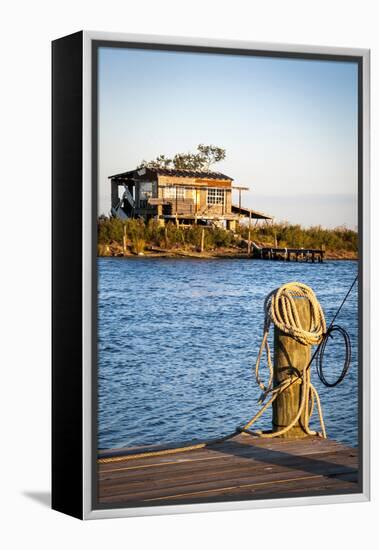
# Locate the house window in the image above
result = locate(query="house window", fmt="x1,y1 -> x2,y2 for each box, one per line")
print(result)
207,188 -> 225,205
164,186 -> 185,200
139,182 -> 153,201
138,182 -> 154,208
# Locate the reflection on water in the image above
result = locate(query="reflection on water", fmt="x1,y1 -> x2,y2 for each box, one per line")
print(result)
97,258 -> 358,450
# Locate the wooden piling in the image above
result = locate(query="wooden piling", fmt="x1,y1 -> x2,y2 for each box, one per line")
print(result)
200,228 -> 205,253
247,211 -> 252,256
122,224 -> 127,256
272,297 -> 312,438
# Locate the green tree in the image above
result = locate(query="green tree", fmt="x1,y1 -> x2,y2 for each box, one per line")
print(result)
172,152 -> 204,170
137,144 -> 226,172
196,144 -> 226,171
137,154 -> 172,170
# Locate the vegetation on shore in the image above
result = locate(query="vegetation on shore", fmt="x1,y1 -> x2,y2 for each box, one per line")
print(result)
236,222 -> 358,255
97,217 -> 358,259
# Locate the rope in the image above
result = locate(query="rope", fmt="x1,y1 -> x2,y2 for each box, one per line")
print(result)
99,443 -> 206,465
98,279 -> 356,465
315,325 -> 352,387
245,281 -> 327,439
98,432 -> 239,465
254,282 -> 326,395
283,275 -> 357,393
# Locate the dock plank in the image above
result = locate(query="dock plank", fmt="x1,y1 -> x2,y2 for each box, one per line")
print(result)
99,447 -> 357,484
97,435 -> 359,506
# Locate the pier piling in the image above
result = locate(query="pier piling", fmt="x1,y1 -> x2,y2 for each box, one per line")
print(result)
273,297 -> 311,438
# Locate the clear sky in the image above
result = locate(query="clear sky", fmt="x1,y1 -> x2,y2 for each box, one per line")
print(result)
98,46 -> 358,228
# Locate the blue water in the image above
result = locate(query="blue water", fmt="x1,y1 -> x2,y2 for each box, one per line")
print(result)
97,258 -> 358,450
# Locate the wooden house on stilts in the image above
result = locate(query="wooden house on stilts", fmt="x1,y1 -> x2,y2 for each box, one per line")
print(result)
109,167 -> 272,228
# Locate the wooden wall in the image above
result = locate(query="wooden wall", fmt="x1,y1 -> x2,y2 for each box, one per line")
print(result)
157,175 -> 233,215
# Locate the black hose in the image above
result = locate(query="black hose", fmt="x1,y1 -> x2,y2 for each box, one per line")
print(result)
315,324 -> 352,387
284,276 -> 357,392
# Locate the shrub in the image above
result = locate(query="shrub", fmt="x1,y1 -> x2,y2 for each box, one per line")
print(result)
131,237 -> 146,254
145,219 -> 165,246
166,223 -> 185,248
208,227 -> 234,248
98,217 -> 124,244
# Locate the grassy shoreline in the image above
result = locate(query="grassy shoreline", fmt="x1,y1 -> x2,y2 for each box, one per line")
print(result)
98,247 -> 357,260
98,217 -> 358,260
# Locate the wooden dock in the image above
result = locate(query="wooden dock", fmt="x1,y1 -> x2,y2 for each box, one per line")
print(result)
98,434 -> 358,507
252,245 -> 325,262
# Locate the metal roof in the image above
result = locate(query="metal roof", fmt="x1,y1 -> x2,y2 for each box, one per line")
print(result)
231,204 -> 272,220
109,167 -> 233,181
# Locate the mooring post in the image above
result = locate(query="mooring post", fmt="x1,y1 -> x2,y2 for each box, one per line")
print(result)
272,297 -> 312,438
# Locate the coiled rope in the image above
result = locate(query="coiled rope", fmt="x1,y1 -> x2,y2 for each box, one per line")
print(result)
243,282 -> 327,439
316,325 -> 351,387
254,282 -> 326,395
99,279 -> 356,464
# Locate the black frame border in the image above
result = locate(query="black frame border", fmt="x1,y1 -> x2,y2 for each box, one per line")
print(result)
52,30 -> 84,519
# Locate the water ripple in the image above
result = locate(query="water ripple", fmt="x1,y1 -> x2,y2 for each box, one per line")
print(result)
98,258 -> 358,450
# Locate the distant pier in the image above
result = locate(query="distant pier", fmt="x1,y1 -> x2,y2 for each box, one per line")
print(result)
252,244 -> 325,262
